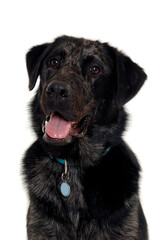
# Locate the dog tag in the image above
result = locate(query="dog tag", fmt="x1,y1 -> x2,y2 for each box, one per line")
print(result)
60,159 -> 71,197
60,182 -> 71,197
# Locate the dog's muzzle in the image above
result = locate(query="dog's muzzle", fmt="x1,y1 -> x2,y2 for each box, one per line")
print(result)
41,80 -> 93,144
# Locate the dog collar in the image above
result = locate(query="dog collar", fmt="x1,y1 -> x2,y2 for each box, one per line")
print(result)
49,146 -> 111,165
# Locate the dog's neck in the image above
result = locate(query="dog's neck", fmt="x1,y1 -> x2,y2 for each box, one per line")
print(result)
49,146 -> 111,166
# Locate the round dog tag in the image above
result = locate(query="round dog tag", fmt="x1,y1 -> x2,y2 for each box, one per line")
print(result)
60,182 -> 71,197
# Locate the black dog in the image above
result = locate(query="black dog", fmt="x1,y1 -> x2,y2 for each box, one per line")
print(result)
23,36 -> 148,239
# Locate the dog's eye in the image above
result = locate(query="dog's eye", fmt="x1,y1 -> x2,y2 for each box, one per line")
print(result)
89,65 -> 100,74
50,58 -> 59,67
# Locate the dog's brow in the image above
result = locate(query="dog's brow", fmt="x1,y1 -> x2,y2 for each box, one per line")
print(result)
49,49 -> 66,58
82,55 -> 104,66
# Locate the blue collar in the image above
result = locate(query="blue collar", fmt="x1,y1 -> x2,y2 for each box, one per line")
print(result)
103,146 -> 111,156
50,146 -> 111,165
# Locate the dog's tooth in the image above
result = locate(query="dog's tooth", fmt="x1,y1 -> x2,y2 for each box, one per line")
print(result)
42,121 -> 45,133
46,116 -> 50,122
80,132 -> 84,137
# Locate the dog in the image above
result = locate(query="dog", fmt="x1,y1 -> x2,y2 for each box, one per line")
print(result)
23,36 -> 148,239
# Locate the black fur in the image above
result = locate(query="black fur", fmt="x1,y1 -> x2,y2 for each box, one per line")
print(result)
23,36 -> 148,239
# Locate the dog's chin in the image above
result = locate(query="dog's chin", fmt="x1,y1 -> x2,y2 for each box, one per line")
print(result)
42,112 -> 90,146
43,128 -> 87,146
43,133 -> 74,145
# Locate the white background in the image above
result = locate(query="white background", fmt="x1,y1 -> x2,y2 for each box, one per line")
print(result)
0,0 -> 159,239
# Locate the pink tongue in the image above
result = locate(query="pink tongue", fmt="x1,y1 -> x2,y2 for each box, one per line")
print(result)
45,114 -> 71,139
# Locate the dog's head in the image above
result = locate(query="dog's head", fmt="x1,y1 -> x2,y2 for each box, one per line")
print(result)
26,36 -> 147,145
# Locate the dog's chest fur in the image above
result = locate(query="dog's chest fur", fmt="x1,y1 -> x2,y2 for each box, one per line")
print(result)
60,167 -> 87,228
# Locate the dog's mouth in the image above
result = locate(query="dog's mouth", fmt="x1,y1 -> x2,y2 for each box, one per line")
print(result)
42,111 -> 89,144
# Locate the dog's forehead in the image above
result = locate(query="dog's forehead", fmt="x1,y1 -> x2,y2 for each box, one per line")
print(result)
51,37 -> 104,59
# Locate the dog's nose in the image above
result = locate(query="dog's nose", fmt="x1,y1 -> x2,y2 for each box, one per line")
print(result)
46,81 -> 70,100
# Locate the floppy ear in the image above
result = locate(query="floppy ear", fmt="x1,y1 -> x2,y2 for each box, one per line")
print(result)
106,44 -> 147,106
26,43 -> 50,90
116,50 -> 147,106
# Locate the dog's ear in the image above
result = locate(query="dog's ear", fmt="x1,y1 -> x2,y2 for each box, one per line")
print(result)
26,43 -> 50,90
105,44 -> 147,106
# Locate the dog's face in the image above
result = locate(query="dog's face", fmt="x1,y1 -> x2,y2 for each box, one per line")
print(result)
26,36 -> 146,145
